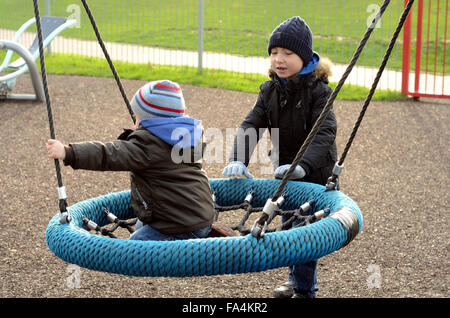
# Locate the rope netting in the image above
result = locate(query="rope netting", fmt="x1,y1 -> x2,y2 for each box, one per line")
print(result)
81,189 -> 330,239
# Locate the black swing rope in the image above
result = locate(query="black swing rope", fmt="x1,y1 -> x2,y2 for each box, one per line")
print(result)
33,0 -> 136,223
33,0 -> 70,223
79,0 -> 136,124
250,0 -> 415,237
327,0 -> 416,188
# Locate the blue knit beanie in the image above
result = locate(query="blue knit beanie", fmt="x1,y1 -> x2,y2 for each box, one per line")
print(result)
268,16 -> 313,64
130,80 -> 185,118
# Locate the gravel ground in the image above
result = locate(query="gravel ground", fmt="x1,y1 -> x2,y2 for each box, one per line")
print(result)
0,74 -> 448,299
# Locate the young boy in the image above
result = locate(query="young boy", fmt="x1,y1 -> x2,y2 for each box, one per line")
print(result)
46,80 -> 215,241
222,17 -> 337,298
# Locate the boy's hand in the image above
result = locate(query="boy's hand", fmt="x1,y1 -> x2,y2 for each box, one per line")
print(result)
46,139 -> 66,160
274,164 -> 306,180
222,161 -> 254,178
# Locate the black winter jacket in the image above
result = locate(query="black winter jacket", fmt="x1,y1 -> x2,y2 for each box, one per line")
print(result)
230,59 -> 337,185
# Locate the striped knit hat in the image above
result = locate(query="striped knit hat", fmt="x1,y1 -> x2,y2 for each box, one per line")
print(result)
130,80 -> 185,118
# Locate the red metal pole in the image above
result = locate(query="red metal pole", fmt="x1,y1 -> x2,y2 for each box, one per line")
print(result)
402,0 -> 413,96
433,0 -> 441,93
443,0 -> 448,95
425,0 -> 432,90
414,0 -> 424,94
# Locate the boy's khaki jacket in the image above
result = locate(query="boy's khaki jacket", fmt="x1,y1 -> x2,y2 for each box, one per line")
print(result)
63,127 -> 215,234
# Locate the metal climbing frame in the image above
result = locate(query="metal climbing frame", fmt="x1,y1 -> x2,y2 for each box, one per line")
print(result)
0,40 -> 44,100
0,17 -> 76,101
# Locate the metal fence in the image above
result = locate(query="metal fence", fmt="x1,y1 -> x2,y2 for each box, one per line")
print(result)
0,0 -> 437,91
402,0 -> 449,98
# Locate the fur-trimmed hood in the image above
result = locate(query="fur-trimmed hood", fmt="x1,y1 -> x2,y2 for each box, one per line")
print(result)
311,56 -> 333,80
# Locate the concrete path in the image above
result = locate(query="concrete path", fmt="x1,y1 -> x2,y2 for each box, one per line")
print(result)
1,28 -> 449,95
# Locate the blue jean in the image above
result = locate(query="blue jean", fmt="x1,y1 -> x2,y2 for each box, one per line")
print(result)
282,216 -> 319,298
129,220 -> 211,241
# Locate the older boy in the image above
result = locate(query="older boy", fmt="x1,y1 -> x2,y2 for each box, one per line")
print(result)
223,16 -> 337,298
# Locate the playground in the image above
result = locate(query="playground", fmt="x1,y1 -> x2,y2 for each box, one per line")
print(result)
0,73 -> 448,298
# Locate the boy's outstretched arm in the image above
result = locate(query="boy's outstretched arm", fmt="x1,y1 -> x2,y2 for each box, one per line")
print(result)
46,139 -> 66,160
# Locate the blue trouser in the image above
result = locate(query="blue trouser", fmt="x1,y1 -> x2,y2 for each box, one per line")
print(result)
129,220 -> 211,241
288,260 -> 318,298
283,216 -> 318,298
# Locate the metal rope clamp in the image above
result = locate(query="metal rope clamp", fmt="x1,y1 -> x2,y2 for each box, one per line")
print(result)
244,189 -> 254,204
326,162 -> 344,191
251,195 -> 285,238
83,217 -> 99,232
57,186 -> 71,224
104,208 -> 118,223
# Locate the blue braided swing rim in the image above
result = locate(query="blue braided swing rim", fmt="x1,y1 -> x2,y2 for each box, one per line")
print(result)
45,178 -> 362,277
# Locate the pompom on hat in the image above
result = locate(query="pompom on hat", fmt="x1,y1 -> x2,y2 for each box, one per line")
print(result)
268,16 -> 314,64
130,80 -> 185,119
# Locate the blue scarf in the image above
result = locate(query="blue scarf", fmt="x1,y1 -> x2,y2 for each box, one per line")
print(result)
140,116 -> 203,149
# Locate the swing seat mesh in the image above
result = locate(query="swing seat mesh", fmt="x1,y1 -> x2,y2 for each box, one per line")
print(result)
45,178 -> 362,277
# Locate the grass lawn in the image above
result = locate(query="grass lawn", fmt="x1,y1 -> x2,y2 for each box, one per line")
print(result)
0,50 -> 405,100
1,0 -> 448,74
